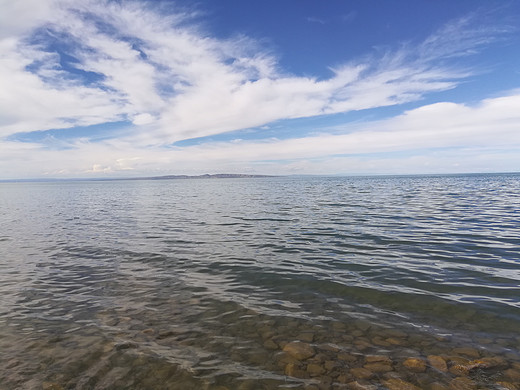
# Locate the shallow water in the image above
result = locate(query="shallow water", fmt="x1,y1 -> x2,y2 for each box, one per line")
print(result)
1,174 -> 519,389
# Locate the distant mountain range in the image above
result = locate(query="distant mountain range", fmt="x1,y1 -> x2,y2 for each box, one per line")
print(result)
144,173 -> 275,180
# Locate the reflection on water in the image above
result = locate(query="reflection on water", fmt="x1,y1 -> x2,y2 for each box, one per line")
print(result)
0,174 -> 519,389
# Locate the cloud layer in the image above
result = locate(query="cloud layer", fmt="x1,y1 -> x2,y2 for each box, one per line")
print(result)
0,0 -> 518,178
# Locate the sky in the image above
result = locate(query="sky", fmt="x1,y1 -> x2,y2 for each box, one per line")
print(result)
1,0 -> 520,179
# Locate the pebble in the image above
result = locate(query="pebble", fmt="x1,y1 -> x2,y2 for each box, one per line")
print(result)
319,343 -> 340,353
42,382 -> 64,390
384,329 -> 408,339
307,363 -> 326,376
354,339 -> 372,351
403,358 -> 427,373
346,381 -> 378,390
337,374 -> 352,384
382,378 -> 421,390
449,364 -> 469,376
297,332 -> 315,343
427,355 -> 448,372
324,360 -> 341,371
263,339 -> 278,350
452,347 -> 480,359
363,362 -> 393,373
495,382 -> 519,390
372,336 -> 391,347
350,368 -> 374,380
338,353 -> 358,363
449,377 -> 477,390
365,355 -> 392,364
284,362 -> 308,378
504,368 -> 520,381
429,382 -> 450,390
283,341 -> 315,360
386,337 -> 406,345
114,341 -> 138,350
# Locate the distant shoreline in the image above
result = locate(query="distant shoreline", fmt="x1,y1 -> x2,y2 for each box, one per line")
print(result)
0,173 -> 278,183
1,171 -> 519,183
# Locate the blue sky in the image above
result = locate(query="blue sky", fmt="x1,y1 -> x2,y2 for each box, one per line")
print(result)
1,0 -> 519,179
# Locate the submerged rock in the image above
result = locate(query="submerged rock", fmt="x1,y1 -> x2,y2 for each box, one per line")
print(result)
403,358 -> 427,373
427,355 -> 448,372
306,363 -> 325,376
363,362 -> 393,373
350,367 -> 374,380
282,341 -> 315,360
263,339 -> 278,350
480,356 -> 509,369
452,347 -> 480,359
346,381 -> 378,390
382,378 -> 421,390
338,352 -> 358,363
429,382 -> 450,390
504,368 -> 520,381
42,382 -> 64,390
365,355 -> 392,364
284,362 -> 308,378
449,377 -> 477,390
495,382 -> 519,390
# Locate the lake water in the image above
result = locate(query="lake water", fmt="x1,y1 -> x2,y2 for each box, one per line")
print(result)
1,174 -> 519,390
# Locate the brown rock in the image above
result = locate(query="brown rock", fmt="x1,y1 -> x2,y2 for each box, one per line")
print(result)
350,367 -> 374,380
452,347 -> 480,359
386,337 -> 406,345
319,343 -> 340,353
427,355 -> 448,372
338,353 -> 358,363
365,355 -> 392,364
429,382 -> 449,390
449,364 -> 469,376
337,374 -> 353,384
363,362 -> 393,372
263,339 -> 278,350
283,341 -> 315,360
297,332 -> 315,343
354,339 -> 373,351
382,378 -> 421,390
372,336 -> 391,347
383,329 -> 408,338
307,363 -> 325,376
496,382 -> 519,390
504,368 -> 520,381
449,377 -> 477,390
355,320 -> 371,331
346,381 -> 378,390
324,360 -> 341,371
285,363 -> 308,378
403,358 -> 427,373
447,356 -> 470,365
42,383 -> 64,390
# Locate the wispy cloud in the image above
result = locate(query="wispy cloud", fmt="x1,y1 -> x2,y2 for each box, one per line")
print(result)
0,0 -> 516,178
2,91 -> 519,178
306,17 -> 326,25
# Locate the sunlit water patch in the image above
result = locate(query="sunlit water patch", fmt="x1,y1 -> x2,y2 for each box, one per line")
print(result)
1,174 -> 519,389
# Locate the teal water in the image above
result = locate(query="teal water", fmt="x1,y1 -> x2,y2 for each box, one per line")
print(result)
0,174 -> 519,389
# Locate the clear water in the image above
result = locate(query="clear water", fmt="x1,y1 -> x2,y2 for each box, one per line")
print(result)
1,174 -> 519,389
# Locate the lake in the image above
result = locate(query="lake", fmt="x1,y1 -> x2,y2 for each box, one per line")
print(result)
1,174 -> 519,389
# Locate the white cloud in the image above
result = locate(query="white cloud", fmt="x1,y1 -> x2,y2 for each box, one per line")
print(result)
1,92 -> 518,179
0,1 -> 517,178
0,1 -> 492,141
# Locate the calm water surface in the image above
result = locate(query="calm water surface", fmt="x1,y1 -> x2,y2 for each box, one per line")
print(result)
1,174 -> 519,389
